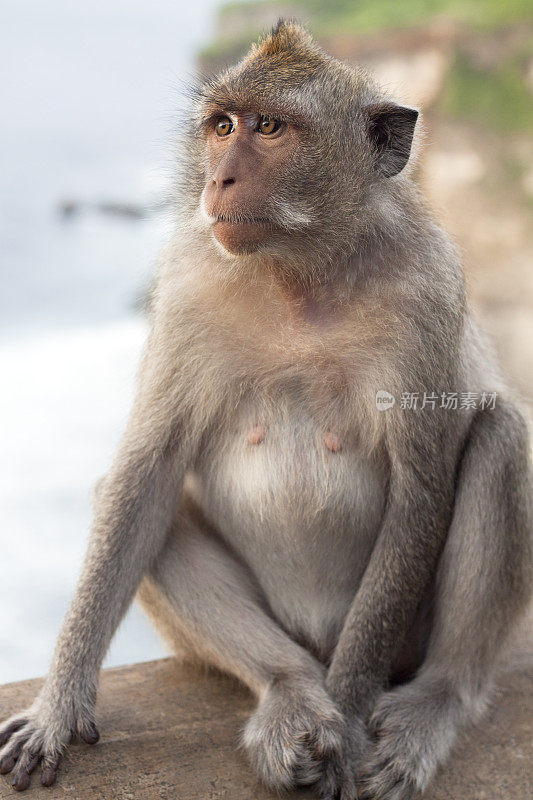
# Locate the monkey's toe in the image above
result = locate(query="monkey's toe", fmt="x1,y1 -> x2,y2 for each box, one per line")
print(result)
0,718 -> 27,749
40,755 -> 61,787
79,721 -> 100,745
0,714 -> 68,792
11,751 -> 40,792
0,734 -> 26,774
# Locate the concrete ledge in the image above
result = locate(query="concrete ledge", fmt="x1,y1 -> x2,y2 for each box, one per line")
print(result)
0,653 -> 531,799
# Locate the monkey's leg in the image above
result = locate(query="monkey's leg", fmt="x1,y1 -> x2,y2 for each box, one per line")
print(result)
138,498 -> 344,792
360,400 -> 532,800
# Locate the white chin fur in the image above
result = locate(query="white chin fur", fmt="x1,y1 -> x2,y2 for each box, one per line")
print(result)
212,237 -> 238,258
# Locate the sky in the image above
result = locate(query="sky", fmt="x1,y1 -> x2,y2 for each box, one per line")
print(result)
0,0 -> 224,683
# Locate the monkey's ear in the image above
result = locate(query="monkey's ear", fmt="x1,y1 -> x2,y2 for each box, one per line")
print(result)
366,104 -> 419,178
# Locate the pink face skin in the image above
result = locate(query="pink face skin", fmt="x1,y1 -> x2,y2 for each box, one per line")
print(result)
202,112 -> 298,254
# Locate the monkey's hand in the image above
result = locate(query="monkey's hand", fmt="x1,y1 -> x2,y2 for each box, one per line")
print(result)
314,672 -> 379,799
0,687 -> 99,791
243,673 -> 344,791
315,713 -> 370,800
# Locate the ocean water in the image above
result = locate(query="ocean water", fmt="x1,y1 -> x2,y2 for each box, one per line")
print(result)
0,0 -> 220,683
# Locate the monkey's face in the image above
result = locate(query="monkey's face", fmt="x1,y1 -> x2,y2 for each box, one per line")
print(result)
188,21 -> 418,269
200,112 -> 300,255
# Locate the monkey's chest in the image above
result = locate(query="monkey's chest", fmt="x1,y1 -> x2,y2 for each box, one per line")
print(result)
190,398 -> 388,657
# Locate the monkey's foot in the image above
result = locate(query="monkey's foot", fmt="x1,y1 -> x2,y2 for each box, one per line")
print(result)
315,714 -> 368,800
358,678 -> 463,800
0,705 -> 99,791
243,675 -> 344,791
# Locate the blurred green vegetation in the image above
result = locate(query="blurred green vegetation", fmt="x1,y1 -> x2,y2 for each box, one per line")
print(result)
443,49 -> 533,133
200,27 -> 264,63
217,0 -> 533,35
202,0 -> 533,57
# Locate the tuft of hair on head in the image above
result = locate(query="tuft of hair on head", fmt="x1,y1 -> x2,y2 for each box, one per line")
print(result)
256,18 -> 314,56
203,17 -> 326,111
236,17 -> 325,85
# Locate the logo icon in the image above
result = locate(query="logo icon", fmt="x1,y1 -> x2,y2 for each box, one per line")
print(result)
375,390 -> 395,411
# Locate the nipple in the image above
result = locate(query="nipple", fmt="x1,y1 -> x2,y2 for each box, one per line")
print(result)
324,431 -> 342,452
247,425 -> 266,445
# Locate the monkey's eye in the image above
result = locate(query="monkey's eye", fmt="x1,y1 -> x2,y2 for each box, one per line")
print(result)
257,116 -> 282,135
215,117 -> 234,137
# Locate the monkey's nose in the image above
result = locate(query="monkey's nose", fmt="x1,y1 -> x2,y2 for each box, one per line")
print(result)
213,175 -> 236,190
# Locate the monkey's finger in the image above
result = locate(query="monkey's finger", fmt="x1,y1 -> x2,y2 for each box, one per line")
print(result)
79,721 -> 100,745
293,746 -> 322,786
320,786 -> 356,800
0,718 -> 27,748
366,718 -> 381,743
11,751 -> 40,792
317,755 -> 356,800
359,775 -> 406,800
41,755 -> 60,787
320,790 -> 342,800
358,756 -> 410,800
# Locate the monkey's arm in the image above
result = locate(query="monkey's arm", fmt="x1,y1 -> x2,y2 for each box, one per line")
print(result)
326,432 -> 455,717
0,331 -> 199,790
315,431 -> 455,798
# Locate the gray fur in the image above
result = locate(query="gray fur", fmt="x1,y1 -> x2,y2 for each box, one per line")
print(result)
1,20 -> 531,798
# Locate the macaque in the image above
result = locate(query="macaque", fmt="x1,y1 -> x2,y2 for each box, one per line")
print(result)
1,20 -> 531,800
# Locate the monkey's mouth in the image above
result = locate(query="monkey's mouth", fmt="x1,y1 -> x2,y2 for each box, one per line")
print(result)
209,212 -> 275,254
212,213 -> 272,227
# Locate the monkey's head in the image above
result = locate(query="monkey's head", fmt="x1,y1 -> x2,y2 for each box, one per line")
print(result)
184,20 -> 418,271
